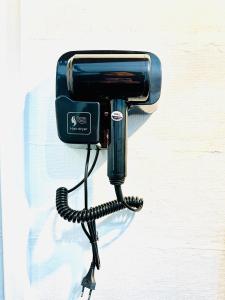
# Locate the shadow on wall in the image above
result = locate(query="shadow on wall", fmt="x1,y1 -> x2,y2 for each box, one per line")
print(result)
24,77 -> 151,300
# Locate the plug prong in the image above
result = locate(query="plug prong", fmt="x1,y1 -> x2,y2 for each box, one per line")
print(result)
81,287 -> 85,297
88,289 -> 93,300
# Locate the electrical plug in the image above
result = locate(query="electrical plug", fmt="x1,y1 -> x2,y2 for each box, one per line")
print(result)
81,262 -> 96,299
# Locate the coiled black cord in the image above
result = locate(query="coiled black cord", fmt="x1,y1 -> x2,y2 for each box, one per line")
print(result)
55,144 -> 143,298
56,188 -> 143,223
56,145 -> 143,222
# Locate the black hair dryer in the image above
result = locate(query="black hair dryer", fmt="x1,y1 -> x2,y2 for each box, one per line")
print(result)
55,51 -> 161,298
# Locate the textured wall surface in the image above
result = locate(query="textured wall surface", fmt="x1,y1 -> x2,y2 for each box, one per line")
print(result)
1,0 -> 225,299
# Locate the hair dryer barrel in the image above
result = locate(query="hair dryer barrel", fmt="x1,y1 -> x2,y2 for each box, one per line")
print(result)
67,54 -> 151,102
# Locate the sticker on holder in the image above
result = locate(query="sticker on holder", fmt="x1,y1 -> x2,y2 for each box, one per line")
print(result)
67,112 -> 91,135
111,111 -> 123,121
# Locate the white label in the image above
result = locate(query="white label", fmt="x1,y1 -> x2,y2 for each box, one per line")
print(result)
111,111 -> 123,121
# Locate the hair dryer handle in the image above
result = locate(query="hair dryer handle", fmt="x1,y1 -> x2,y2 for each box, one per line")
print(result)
107,99 -> 127,185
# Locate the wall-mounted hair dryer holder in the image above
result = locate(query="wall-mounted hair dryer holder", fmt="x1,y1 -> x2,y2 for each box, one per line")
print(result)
55,50 -> 161,298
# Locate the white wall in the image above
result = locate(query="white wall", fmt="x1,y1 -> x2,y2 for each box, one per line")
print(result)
1,0 -> 225,299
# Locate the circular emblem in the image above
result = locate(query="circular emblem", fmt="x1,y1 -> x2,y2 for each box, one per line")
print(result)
111,111 -> 123,121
